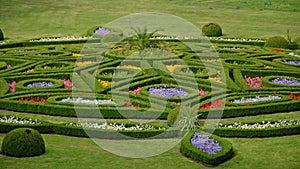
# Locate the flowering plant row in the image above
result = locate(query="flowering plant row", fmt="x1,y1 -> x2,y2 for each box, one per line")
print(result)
272,78 -> 300,86
0,116 -> 40,125
148,86 -> 189,98
66,122 -> 165,131
61,97 -> 116,105
232,95 -> 281,104
18,96 -> 49,104
27,82 -> 54,88
218,120 -> 300,129
199,100 -> 225,110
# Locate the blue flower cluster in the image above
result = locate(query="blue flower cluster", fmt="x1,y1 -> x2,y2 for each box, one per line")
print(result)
283,60 -> 300,65
148,87 -> 189,98
190,132 -> 222,155
94,27 -> 110,35
272,78 -> 300,86
27,82 -> 54,88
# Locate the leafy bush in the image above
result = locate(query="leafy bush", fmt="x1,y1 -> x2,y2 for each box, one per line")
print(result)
202,23 -> 222,37
1,128 -> 45,157
0,28 -> 4,41
265,36 -> 289,49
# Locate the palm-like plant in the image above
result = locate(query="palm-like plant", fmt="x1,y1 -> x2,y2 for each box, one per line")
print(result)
127,26 -> 162,56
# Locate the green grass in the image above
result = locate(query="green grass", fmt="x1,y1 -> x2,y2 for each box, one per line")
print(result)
0,134 -> 299,169
0,0 -> 299,41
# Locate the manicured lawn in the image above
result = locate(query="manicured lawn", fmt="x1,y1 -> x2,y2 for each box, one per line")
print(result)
0,134 -> 299,169
1,0 -> 299,40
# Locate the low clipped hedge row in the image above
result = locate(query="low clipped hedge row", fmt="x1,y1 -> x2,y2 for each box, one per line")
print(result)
0,99 -> 168,119
180,130 -> 233,165
212,124 -> 300,138
0,118 -> 180,139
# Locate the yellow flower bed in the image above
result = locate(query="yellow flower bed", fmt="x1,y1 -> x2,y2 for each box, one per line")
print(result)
117,65 -> 142,71
166,65 -> 182,74
76,61 -> 94,67
26,69 -> 35,73
98,79 -> 113,88
72,53 -> 84,57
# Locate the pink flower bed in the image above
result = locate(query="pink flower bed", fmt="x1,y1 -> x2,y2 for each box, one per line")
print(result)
244,76 -> 262,88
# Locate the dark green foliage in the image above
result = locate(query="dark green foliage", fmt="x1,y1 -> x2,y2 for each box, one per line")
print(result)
167,107 -> 179,126
265,36 -> 289,49
1,128 -> 45,157
0,28 -> 4,40
202,23 -> 222,37
180,130 -> 233,165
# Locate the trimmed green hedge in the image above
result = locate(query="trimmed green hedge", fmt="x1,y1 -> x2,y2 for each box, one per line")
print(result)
213,125 -> 300,138
180,130 -> 233,165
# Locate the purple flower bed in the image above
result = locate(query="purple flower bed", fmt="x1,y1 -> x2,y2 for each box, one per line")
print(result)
283,60 -> 300,65
272,78 -> 300,86
148,86 -> 189,98
27,82 -> 54,88
191,132 -> 222,155
94,27 -> 110,35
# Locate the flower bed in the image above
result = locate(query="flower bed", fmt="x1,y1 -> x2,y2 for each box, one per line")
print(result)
190,132 -> 222,155
272,78 -> 300,86
0,116 -> 40,125
218,120 -> 300,129
283,60 -> 300,65
244,76 -> 262,88
181,130 -> 233,165
148,86 -> 189,98
27,82 -> 54,88
232,95 -> 281,104
61,97 -> 116,105
66,122 -> 165,131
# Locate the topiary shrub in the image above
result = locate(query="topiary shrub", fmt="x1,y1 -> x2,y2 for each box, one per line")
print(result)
265,36 -> 289,49
1,128 -> 45,157
0,28 -> 4,41
202,23 -> 222,37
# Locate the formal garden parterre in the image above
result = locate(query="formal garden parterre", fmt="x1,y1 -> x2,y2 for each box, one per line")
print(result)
0,26 -> 299,166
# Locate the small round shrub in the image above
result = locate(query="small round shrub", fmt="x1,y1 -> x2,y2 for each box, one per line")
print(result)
1,128 -> 45,157
0,28 -> 4,41
202,23 -> 222,37
265,36 -> 289,49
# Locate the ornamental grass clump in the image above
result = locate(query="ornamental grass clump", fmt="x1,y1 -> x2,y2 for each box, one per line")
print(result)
1,128 -> 45,157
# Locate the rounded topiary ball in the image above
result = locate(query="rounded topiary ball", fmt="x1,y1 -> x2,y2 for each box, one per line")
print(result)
1,128 -> 45,157
202,23 -> 222,37
0,29 -> 4,41
265,36 -> 289,49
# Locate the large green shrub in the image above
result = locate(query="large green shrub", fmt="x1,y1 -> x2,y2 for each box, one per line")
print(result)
202,23 -> 222,37
0,28 -> 4,41
265,36 -> 289,49
1,128 -> 45,157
